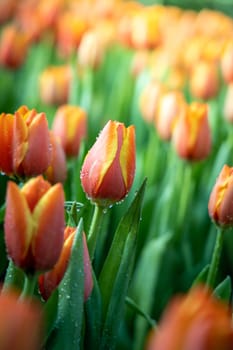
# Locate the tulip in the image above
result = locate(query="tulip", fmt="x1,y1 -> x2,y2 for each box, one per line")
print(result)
77,30 -> 105,70
39,65 -> 71,106
13,105 -> 51,177
0,289 -> 43,350
52,104 -> 87,157
0,0 -> 16,24
39,227 -> 93,301
45,131 -> 67,184
0,113 -> 14,175
139,80 -> 164,124
146,286 -> 233,350
4,175 -> 65,272
80,120 -> 135,207
0,25 -> 29,69
221,41 -> 233,84
208,164 -> 233,227
172,102 -> 211,161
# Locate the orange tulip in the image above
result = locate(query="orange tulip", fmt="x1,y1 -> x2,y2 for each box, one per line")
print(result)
208,164 -> 233,227
77,30 -> 105,69
39,227 -> 93,301
0,0 -> 16,24
4,176 -> 65,272
221,41 -> 233,84
39,65 -> 71,106
13,106 -> 51,177
0,289 -> 43,350
172,102 -> 211,161
52,104 -> 87,157
0,25 -> 29,69
146,286 -> 233,350
139,80 -> 164,124
0,113 -> 14,174
80,120 -> 135,207
45,131 -> 67,184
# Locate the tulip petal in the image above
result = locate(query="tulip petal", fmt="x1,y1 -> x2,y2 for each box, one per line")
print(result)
4,181 -> 33,268
13,111 -> 28,173
0,113 -> 14,174
32,183 -> 65,271
21,175 -> 51,212
120,125 -> 136,191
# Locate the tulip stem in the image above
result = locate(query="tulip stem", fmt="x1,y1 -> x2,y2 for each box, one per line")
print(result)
88,204 -> 105,261
206,227 -> 224,289
20,272 -> 39,300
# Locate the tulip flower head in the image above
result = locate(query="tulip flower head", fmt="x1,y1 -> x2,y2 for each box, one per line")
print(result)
208,164 -> 233,227
52,104 -> 87,157
80,120 -> 136,207
39,227 -> 93,301
4,176 -> 65,272
172,102 -> 212,161
146,286 -> 233,350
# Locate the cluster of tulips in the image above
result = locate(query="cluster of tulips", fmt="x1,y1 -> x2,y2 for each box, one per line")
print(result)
1,0 -> 233,350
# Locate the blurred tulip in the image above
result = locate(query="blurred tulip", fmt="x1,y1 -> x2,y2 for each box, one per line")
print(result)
45,131 -> 67,184
13,106 -> 51,177
155,91 -> 187,141
172,102 -> 211,161
224,83 -> 233,123
0,25 -> 29,69
0,0 -> 16,24
146,286 -> 233,350
0,289 -> 43,350
139,80 -> 164,124
56,12 -> 88,58
189,60 -> 219,100
80,120 -> 135,207
221,41 -> 233,84
77,30 -> 105,69
208,164 -> 233,227
0,113 -> 14,175
39,65 -> 71,106
4,175 -> 65,272
39,227 -> 93,300
52,104 -> 87,157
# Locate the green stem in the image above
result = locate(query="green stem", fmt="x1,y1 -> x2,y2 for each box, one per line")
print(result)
125,297 -> 157,329
206,227 -> 224,289
87,204 -> 105,261
20,273 -> 39,300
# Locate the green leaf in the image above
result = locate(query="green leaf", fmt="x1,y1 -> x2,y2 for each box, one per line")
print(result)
214,276 -> 232,303
98,179 -> 146,320
3,259 -> 25,291
47,220 -> 85,350
43,289 -> 59,344
191,264 -> 210,288
130,234 -> 171,350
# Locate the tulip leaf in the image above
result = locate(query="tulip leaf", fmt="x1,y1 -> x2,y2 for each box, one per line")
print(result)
3,259 -> 25,291
84,271 -> 102,349
98,179 -> 146,320
47,220 -> 84,350
213,276 -> 232,303
43,289 -> 59,344
191,264 -> 210,287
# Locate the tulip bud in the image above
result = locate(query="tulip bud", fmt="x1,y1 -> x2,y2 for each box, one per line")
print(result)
45,131 -> 67,184
52,104 -> 87,157
221,41 -> 233,84
0,289 -> 43,350
13,106 -> 52,177
80,120 -> 136,207
38,227 -> 93,301
172,102 -> 212,161
0,113 -> 14,175
0,25 -> 28,69
77,30 -> 105,69
146,286 -> 233,350
4,176 -> 65,272
208,164 -> 233,227
39,65 -> 71,106
139,80 -> 164,124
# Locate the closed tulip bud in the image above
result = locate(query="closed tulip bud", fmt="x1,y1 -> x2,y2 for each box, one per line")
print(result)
224,83 -> 233,123
189,60 -> 219,100
0,289 -> 43,350
77,30 -> 105,69
0,25 -> 28,69
39,65 -> 71,106
80,120 -> 135,207
0,113 -> 14,175
45,131 -> 67,184
221,41 -> 233,84
4,176 -> 65,272
39,227 -> 93,300
208,164 -> 233,227
146,286 -> 233,350
172,102 -> 211,161
139,80 -> 164,124
52,104 -> 87,157
13,105 -> 51,177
